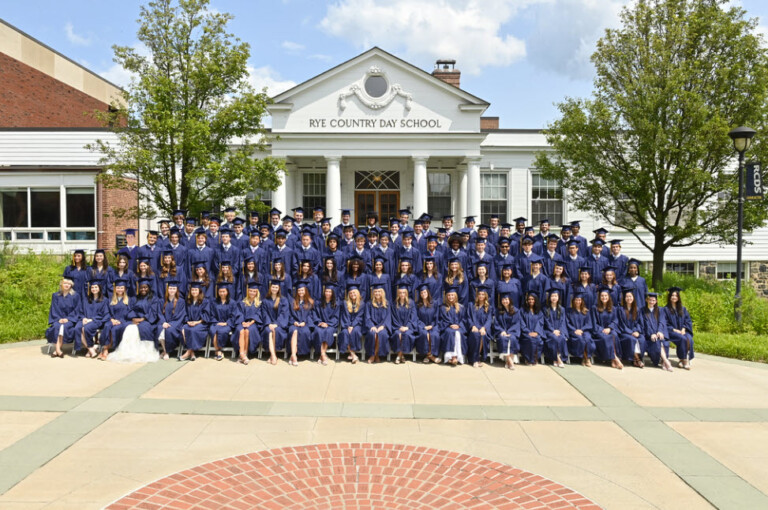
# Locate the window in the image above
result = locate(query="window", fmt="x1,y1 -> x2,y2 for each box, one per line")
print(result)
666,262 -> 695,276
0,189 -> 27,228
531,172 -> 563,226
428,172 -> 451,220
480,172 -> 507,224
66,188 -> 95,227
717,262 -> 747,280
355,171 -> 400,190
30,190 -> 60,228
302,173 -> 326,212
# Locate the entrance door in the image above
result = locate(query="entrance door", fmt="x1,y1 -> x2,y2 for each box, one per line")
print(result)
355,191 -> 400,227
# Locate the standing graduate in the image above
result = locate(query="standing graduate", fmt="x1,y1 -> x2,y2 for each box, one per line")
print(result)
241,255 -> 267,299
466,284 -> 493,368
63,249 -> 89,299
566,288 -> 595,366
156,280 -> 186,360
642,293 -> 671,371
320,255 -> 343,288
158,251 -> 186,299
295,259 -> 322,301
339,283 -> 364,363
419,256 -> 443,306
664,287 -> 694,370
591,286 -> 623,369
344,254 -> 369,302
364,282 -> 392,363
190,262 -> 215,301
100,278 -> 132,360
601,266 -> 622,307
135,256 -> 161,298
415,283 -> 440,363
573,267 -> 597,310
288,281 -> 315,366
367,256 -> 393,303
519,293 -> 545,366
312,282 -> 340,365
233,281 -> 262,364
542,288 -> 568,367
74,279 -> 108,358
269,256 -> 293,300
180,283 -> 209,361
113,254 -> 135,297
618,287 -> 645,368
391,283 -> 418,364
394,256 -> 417,300
439,286 -> 467,366
208,282 -> 236,361
494,291 -> 522,370
46,277 -> 82,357
522,256 -> 549,304
443,257 -> 469,305
88,250 -> 112,296
621,259 -> 648,306
469,260 -> 496,305
261,279 -> 290,365
495,262 -> 523,310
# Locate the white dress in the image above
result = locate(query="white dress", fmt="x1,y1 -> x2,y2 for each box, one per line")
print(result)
108,324 -> 159,363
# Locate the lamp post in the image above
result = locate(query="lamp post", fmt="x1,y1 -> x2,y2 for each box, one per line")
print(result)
727,126 -> 756,323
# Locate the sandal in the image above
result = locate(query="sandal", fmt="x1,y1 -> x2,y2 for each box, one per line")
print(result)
162,353 -> 170,361
350,354 -> 358,364
238,357 -> 249,365
215,352 -> 224,361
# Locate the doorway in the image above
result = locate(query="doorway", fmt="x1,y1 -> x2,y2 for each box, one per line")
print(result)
355,191 -> 400,227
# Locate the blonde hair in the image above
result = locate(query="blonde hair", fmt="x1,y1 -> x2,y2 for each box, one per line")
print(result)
474,291 -> 490,312
445,265 -> 465,285
372,289 -> 388,308
243,288 -> 262,307
443,292 -> 461,313
346,291 -> 361,313
111,286 -> 130,306
396,290 -> 410,308
59,278 -> 76,296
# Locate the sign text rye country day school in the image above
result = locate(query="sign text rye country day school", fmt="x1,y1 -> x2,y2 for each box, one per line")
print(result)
308,118 -> 443,129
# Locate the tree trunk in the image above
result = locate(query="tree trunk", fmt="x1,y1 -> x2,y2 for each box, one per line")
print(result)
651,238 -> 666,291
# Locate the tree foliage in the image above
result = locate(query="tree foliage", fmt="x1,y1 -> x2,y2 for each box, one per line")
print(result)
89,0 -> 283,219
535,0 -> 768,288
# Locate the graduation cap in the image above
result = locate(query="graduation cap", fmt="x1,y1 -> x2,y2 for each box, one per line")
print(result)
498,290 -> 512,300
395,281 -> 411,291
269,278 -> 283,287
343,224 -> 356,231
194,227 -> 207,236
567,239 -> 580,247
539,218 -> 551,224
529,254 -> 544,265
547,287 -> 561,296
300,229 -> 314,238
477,224 -> 490,232
137,277 -> 154,286
398,208 -> 411,216
622,285 -> 636,294
597,285 -> 612,294
320,217 -> 333,225
417,283 -> 431,293
436,227 -> 448,234
172,209 -> 187,217
647,292 -> 659,298
161,249 -> 175,257
570,220 -> 582,227
474,260 -> 489,270
353,231 -> 366,239
372,254 -> 386,264
246,281 -> 261,290
579,266 -> 592,273
513,217 -> 527,224
554,260 -> 566,268
113,278 -> 129,287
200,211 -> 211,219
295,280 -> 310,290
291,207 -> 305,214
269,208 -> 282,216
209,216 -> 221,224
146,230 -> 159,236
591,238 -> 605,246
445,284 -> 460,294
274,228 -> 288,238
340,209 -> 352,216
610,239 -> 623,245
323,281 -> 338,290
474,236 -> 487,244
413,219 -> 424,226
123,228 -> 137,236
399,254 -> 414,263
379,230 -> 391,239
87,278 -> 105,287
441,214 -> 454,220
219,227 -> 233,236
223,207 -> 236,213
667,286 -> 684,293
281,215 -> 295,223
500,223 -> 513,229
93,248 -> 106,256
327,232 -> 341,241
370,281 -> 388,291
136,255 -> 152,264
185,218 -> 197,225
216,281 -> 233,291
521,237 -> 534,245
193,261 -> 207,270
219,260 -> 232,267
603,265 -> 617,273
271,256 -> 285,265
346,282 -> 361,292
524,226 -> 535,233
628,258 -> 642,266
560,224 -> 572,232
157,219 -> 171,225
165,279 -> 181,287
447,256 -> 461,264
459,228 -> 472,235
249,211 -> 260,218
499,261 -> 514,269
419,213 -> 433,221
366,228 -> 380,236
347,253 -> 364,263
401,231 -> 414,239
475,283 -> 491,294
312,206 -> 326,214
366,210 -> 379,218
573,287 -> 587,297
490,214 -> 500,220
464,216 -> 476,223
425,232 -> 437,241
593,227 -> 609,235
242,254 -> 255,264
498,237 -> 511,245
546,234 -> 560,242
323,255 -> 337,263
232,217 -> 245,226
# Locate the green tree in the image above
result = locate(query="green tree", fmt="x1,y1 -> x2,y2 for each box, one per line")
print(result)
89,0 -> 283,219
535,0 -> 768,289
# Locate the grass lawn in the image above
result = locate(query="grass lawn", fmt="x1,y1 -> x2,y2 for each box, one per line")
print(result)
695,332 -> 768,363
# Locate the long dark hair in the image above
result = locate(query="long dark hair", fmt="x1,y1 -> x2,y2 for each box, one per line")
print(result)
665,291 -> 684,316
525,293 -> 540,314
622,292 -> 638,321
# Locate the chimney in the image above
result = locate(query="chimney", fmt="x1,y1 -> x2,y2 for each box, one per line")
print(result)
481,117 -> 499,130
432,59 -> 460,88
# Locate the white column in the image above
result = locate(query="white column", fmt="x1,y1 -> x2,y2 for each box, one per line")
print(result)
325,156 -> 342,218
466,158 -> 481,220
457,164 -> 467,222
274,160 -> 289,214
59,184 -> 67,252
412,156 -> 429,218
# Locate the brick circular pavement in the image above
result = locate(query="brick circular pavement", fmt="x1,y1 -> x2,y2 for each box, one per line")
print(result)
107,443 -> 601,509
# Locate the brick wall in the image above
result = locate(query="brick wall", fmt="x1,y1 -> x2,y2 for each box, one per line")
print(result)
97,177 -> 138,251
481,117 -> 499,130
0,52 -> 110,128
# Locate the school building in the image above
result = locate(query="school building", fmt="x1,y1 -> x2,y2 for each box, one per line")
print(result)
1,19 -> 767,295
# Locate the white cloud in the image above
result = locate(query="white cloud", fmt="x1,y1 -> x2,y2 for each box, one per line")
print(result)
308,53 -> 333,62
281,40 -> 305,52
319,0 -> 533,75
98,43 -> 150,88
247,66 -> 297,96
64,22 -> 91,46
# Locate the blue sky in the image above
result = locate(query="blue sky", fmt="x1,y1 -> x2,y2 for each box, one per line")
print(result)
3,0 -> 768,128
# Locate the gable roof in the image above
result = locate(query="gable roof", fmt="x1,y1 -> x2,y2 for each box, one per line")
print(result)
271,47 -> 489,107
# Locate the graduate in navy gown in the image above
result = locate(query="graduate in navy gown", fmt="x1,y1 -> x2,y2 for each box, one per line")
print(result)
288,281 -> 315,364
494,291 -> 522,370
522,257 -> 549,305
415,283 -> 440,362
367,256 -> 393,303
88,250 -> 112,297
180,283 -> 209,360
548,262 -> 571,312
344,255 -> 369,303
469,261 -> 496,305
312,282 -> 340,365
466,284 -> 493,367
600,266 -> 622,308
113,255 -> 135,298
339,283 -> 364,362
208,282 -> 236,360
269,257 -> 293,300
155,279 -> 185,359
591,286 -> 623,369
519,293 -> 545,365
572,266 -> 597,310
542,288 -> 569,367
46,277 -> 82,357
439,286 -> 467,366
495,263 -> 523,310
642,292 -> 672,371
566,288 -> 595,365
99,278 -> 133,359
394,256 -> 418,301
241,255 -> 267,299
74,279 -> 108,357
135,256 -> 161,298
621,259 -> 648,306
418,256 -> 443,306
443,257 -> 469,305
295,259 -> 322,302
127,277 -> 161,341
364,282 -> 392,363
189,262 -> 215,301
214,260 -> 237,299
233,281 -> 262,363
261,279 -> 289,365
617,287 -> 645,368
664,287 -> 694,369
391,282 -> 418,363
63,249 -> 89,300
158,251 -> 187,300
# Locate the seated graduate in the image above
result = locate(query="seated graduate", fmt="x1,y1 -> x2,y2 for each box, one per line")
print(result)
617,287 -> 645,368
519,292 -> 545,366
494,291 -> 521,370
415,283 -> 440,363
107,277 -> 161,363
208,282 -> 236,361
63,249 -> 89,299
443,257 -> 469,305
642,292 -> 672,371
295,259 -> 321,302
288,280 -> 315,366
180,282 -> 209,361
312,281 -> 340,365
591,286 -> 623,369
339,283 -> 364,363
233,281 -> 262,365
156,279 -> 186,360
566,287 -> 595,366
439,285 -> 467,366
418,256 -> 443,306
269,256 -> 293,300
100,278 -> 133,360
496,262 -> 522,310
364,282 -> 392,364
391,282 -> 418,364
573,266 -> 597,310
664,286 -> 694,370
46,277 -> 82,357
261,279 -> 290,365
466,283 -> 493,368
74,279 -> 108,358
542,288 -> 568,368
190,261 -> 215,301
367,255 -> 392,303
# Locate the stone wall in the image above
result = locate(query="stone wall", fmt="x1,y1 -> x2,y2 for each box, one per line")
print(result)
699,261 -> 717,279
750,261 -> 768,298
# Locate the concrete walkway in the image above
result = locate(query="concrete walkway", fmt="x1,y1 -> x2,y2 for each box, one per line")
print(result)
0,340 -> 767,509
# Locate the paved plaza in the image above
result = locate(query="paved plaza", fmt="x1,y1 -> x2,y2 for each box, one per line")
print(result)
0,341 -> 767,509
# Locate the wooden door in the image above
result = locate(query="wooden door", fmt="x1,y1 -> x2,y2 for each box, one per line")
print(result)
378,191 -> 399,224
355,191 -> 375,227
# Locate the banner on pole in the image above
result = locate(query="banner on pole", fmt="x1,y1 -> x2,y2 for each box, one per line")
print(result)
746,162 -> 764,200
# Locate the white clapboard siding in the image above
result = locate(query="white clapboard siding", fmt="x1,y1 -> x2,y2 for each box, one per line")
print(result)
0,130 -> 118,167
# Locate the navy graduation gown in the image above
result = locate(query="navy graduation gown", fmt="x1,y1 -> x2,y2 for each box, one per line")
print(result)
208,299 -> 236,347
591,307 -> 620,362
63,266 -> 89,300
494,308 -> 521,357
664,306 -> 694,361
641,307 -> 669,366
391,301 -> 417,354
566,308 -> 594,358
339,301 -> 364,352
312,299 -> 340,350
46,292 -> 81,344
469,277 -> 496,305
519,309 -> 545,364
126,296 -> 160,341
74,297 -> 108,349
572,283 -> 597,310
234,300 -> 263,355
364,302 -> 391,357
442,277 -> 469,305
542,306 -> 569,363
261,297 -> 289,350
495,278 -> 523,310
182,298 -> 210,351
289,301 -> 315,356
522,273 -> 550,304
415,301 -> 440,356
101,297 -> 134,348
418,274 -> 443,306
466,303 -> 493,364
438,303 -> 466,362
617,307 -> 644,362
156,298 -> 186,352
